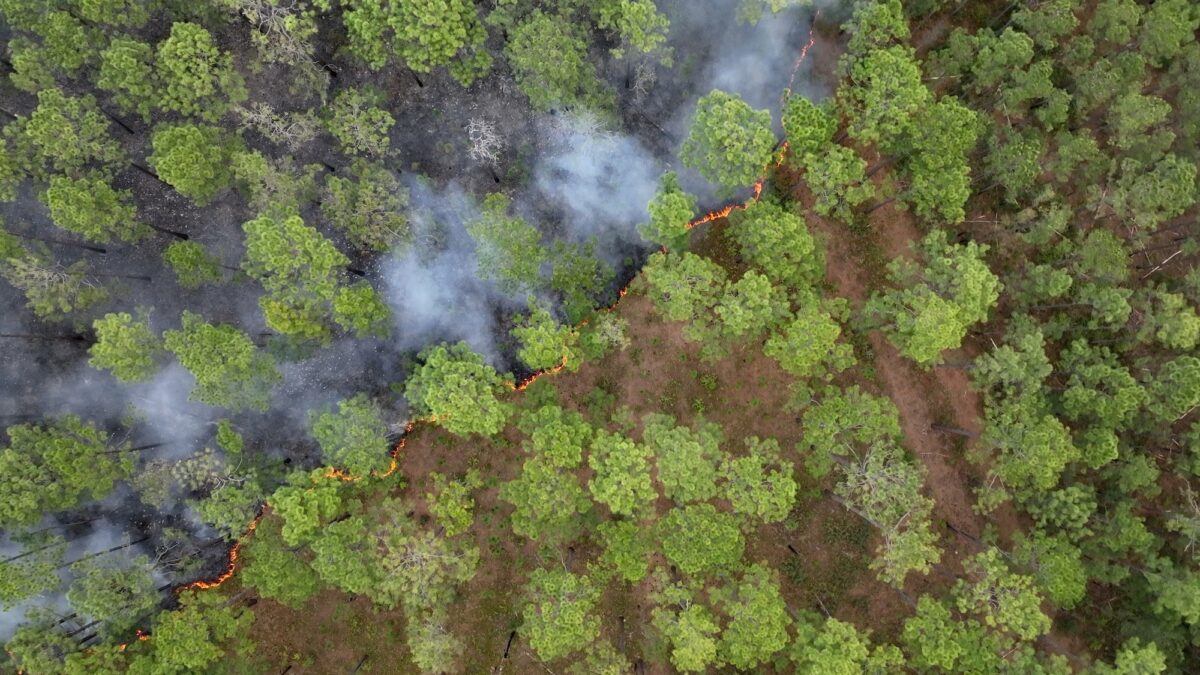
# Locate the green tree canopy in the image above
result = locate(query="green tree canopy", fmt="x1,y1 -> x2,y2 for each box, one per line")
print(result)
155,22 -> 246,121
643,412 -> 723,503
505,10 -> 613,113
714,564 -> 792,670
88,311 -> 163,382
588,430 -> 655,517
309,393 -> 391,476
521,568 -> 600,662
163,311 -> 281,412
467,193 -> 547,293
42,174 -> 147,244
864,230 -> 1001,366
680,90 -> 776,194
659,503 -> 744,575
639,171 -> 696,250
241,213 -> 351,341
404,341 -> 511,436
0,415 -> 132,527
148,124 -> 239,206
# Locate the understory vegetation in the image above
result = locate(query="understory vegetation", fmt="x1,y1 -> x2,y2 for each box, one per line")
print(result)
1,0 -> 1199,673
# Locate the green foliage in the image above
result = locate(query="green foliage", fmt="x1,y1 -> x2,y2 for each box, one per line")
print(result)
802,385 -> 902,479
722,436 -> 796,524
240,516 -> 322,609
804,144 -> 872,223
231,151 -> 320,219
156,22 -> 246,121
42,174 -> 147,244
709,270 -> 791,348
97,38 -> 158,122
0,253 -> 109,321
89,311 -> 162,382
0,415 -> 132,527
714,564 -> 792,670
841,45 -> 929,148
506,10 -> 613,113
521,568 -> 600,662
659,504 -> 744,575
5,88 -> 124,180
501,457 -> 591,543
404,341 -> 511,436
592,0 -> 671,61
864,230 -> 1001,367
191,478 -> 263,540
782,95 -> 836,162
0,536 -> 64,610
426,470 -> 481,537
67,558 -> 158,636
325,87 -> 394,157
148,124 -> 239,206
332,282 -> 391,339
954,548 -> 1051,642
241,213 -> 350,341
163,240 -> 223,289
731,198 -> 823,289
149,590 -> 253,671
1148,356 -> 1200,422
641,251 -> 726,323
467,193 -> 547,293
1138,0 -> 1199,67
310,394 -> 391,476
269,469 -> 347,547
765,297 -> 855,380
639,171 -> 695,250
1011,531 -> 1086,610
321,159 -> 410,252
790,613 -> 904,674
549,239 -> 615,324
388,0 -> 490,78
642,413 -> 723,503
680,90 -> 776,194
597,519 -> 652,583
901,595 -> 1002,673
519,404 -> 592,469
651,597 -> 720,673
1108,154 -> 1197,231
513,303 -> 581,372
588,430 -> 654,517
835,443 -> 941,587
163,311 -> 281,412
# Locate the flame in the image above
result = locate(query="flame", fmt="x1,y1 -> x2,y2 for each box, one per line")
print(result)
785,9 -> 821,98
180,515 -> 262,591
168,33 -> 808,599
681,142 -> 790,233
116,629 -> 151,651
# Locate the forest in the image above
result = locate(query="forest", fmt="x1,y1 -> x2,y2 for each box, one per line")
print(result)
1,0 -> 1199,672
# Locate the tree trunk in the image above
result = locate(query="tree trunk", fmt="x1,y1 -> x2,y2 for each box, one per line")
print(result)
90,272 -> 153,282
865,196 -> 898,214
408,68 -> 424,88
352,655 -> 369,673
489,166 -> 501,184
934,361 -> 975,371
147,223 -> 189,240
0,333 -> 92,344
346,266 -> 366,277
866,156 -> 898,177
130,162 -> 171,188
931,423 -> 977,438
503,630 -> 516,658
59,536 -> 150,570
22,515 -> 104,536
99,442 -> 169,455
8,231 -> 107,254
101,108 -> 134,135
0,539 -> 66,564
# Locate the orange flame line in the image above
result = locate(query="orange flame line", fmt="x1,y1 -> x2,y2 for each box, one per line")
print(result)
174,72 -> 800,596
179,515 -> 261,592
784,9 -> 821,100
